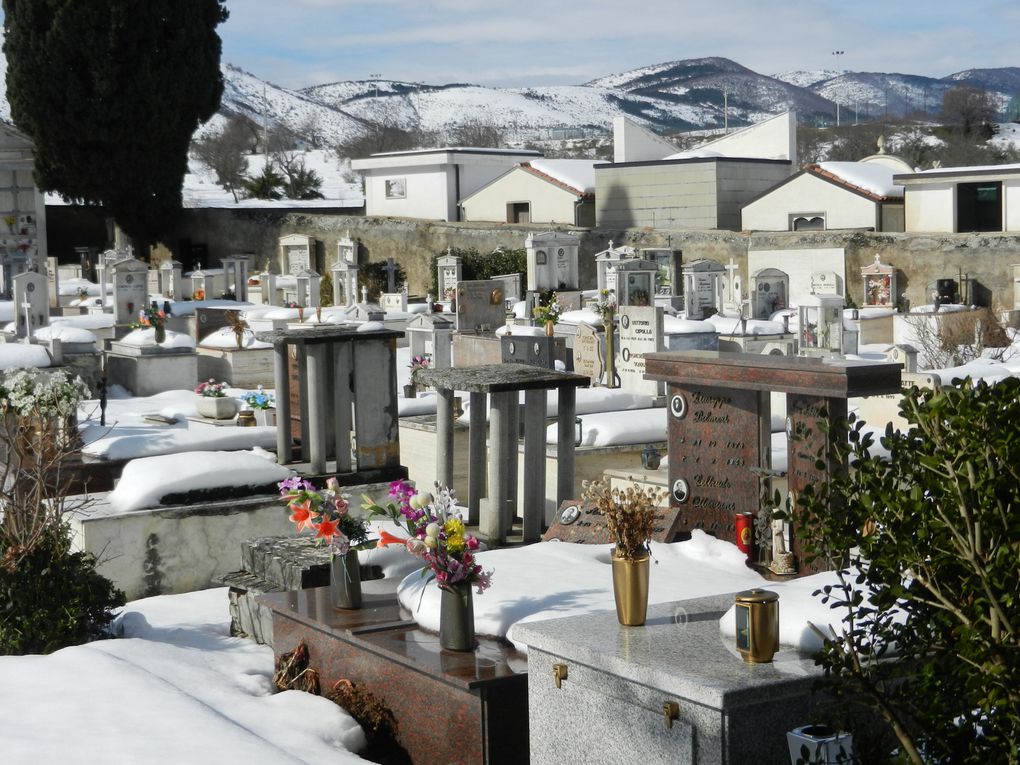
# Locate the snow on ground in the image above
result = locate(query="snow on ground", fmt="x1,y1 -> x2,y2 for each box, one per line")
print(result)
0,343 -> 52,369
0,589 -> 369,765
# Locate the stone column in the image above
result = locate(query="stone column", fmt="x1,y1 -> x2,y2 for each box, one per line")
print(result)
333,342 -> 353,473
273,343 -> 292,463
556,386 -> 577,517
435,388 -> 455,490
522,389 -> 548,542
305,344 -> 329,474
483,391 -> 516,541
467,391 -> 486,526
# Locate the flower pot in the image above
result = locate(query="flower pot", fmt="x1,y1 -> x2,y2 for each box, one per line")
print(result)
330,551 -> 362,609
253,408 -> 276,427
154,323 -> 166,344
786,725 -> 853,765
611,550 -> 650,626
196,395 -> 237,420
545,320 -> 555,336
439,583 -> 476,651
403,383 -> 417,399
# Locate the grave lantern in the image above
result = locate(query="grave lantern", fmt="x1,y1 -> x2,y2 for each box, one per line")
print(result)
191,268 -> 211,301
221,255 -> 251,302
331,259 -> 358,308
436,250 -> 462,303
798,293 -> 844,357
639,247 -> 683,310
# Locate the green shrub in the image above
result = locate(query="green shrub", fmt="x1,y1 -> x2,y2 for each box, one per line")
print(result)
799,378 -> 1020,764
428,247 -> 526,297
0,528 -> 125,655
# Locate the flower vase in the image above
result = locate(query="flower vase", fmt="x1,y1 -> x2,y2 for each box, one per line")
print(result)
611,550 -> 650,626
196,395 -> 237,420
545,320 -> 555,336
154,323 -> 166,345
403,383 -> 417,399
254,408 -> 276,427
330,551 -> 362,609
439,583 -> 476,651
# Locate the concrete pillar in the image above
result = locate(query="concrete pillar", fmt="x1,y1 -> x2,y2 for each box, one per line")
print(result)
273,344 -> 292,463
522,389 -> 547,543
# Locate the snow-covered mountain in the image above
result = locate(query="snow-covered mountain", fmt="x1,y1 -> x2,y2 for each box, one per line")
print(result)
3,53 -> 1018,150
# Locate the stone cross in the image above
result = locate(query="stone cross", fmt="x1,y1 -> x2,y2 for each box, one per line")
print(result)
384,257 -> 398,293
724,258 -> 741,313
361,285 -> 369,304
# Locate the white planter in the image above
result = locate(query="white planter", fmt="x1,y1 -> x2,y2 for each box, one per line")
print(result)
196,395 -> 237,420
787,725 -> 853,765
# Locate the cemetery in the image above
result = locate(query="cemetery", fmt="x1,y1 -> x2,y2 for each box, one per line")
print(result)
3,218 -> 1019,765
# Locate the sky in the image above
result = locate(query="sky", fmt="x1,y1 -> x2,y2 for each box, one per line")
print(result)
219,0 -> 1020,89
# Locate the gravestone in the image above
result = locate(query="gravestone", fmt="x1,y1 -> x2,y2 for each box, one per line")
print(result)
111,257 -> 149,324
542,499 -> 681,543
278,234 -> 315,276
331,260 -> 358,308
45,256 -> 59,309
615,258 -> 658,307
798,293 -> 846,357
12,270 -> 49,339
0,248 -> 32,299
379,291 -> 408,312
501,335 -> 558,369
617,306 -> 664,396
810,270 -> 843,296
260,271 -> 279,306
383,257 -> 399,293
406,313 -> 454,370
295,269 -> 321,309
682,259 -> 724,319
572,323 -> 604,383
455,280 -> 505,332
595,241 -> 637,295
526,231 -> 579,291
641,247 -> 683,309
336,230 -> 358,268
750,267 -> 789,319
159,260 -> 183,300
862,255 -> 896,308
436,250 -> 462,302
644,351 -> 902,574
490,273 -> 522,310
221,255 -> 251,302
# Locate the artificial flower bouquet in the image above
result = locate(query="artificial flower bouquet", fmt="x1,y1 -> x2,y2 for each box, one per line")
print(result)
592,289 -> 617,325
408,355 -> 430,387
532,294 -> 563,326
138,304 -> 166,328
582,479 -> 666,561
363,480 -> 492,593
243,385 -> 274,409
194,379 -> 228,398
278,476 -> 372,555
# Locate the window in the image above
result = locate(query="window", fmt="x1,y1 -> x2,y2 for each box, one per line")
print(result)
790,214 -> 825,231
384,178 -> 406,199
507,201 -> 530,223
956,181 -> 1002,232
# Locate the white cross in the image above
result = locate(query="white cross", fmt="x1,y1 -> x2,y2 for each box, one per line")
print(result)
361,285 -> 368,303
724,258 -> 740,307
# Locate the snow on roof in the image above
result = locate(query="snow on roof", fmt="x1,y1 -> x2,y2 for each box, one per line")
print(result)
908,161 -> 1020,176
661,149 -> 724,160
369,146 -> 541,158
0,344 -> 51,369
523,159 -> 597,194
813,161 -> 904,199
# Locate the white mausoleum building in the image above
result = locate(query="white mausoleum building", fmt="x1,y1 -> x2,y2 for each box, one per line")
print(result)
894,163 -> 1020,233
351,147 -> 542,222
460,159 -> 596,227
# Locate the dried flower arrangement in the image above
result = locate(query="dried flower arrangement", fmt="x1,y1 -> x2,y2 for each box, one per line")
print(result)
581,479 -> 667,561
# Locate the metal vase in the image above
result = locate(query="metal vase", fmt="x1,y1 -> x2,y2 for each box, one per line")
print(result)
330,551 -> 362,609
611,551 -> 650,626
154,323 -> 166,344
439,583 -> 476,651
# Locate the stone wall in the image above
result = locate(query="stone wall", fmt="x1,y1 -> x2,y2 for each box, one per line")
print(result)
46,205 -> 1020,309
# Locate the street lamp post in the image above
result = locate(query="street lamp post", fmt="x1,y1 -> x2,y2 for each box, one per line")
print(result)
831,50 -> 845,127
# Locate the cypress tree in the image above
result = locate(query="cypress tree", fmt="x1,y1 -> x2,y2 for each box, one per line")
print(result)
2,0 -> 228,256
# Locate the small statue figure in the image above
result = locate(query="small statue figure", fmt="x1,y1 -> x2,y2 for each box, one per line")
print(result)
769,517 -> 796,575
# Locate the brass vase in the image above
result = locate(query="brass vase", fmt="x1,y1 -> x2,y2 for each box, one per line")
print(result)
611,550 -> 650,626
439,583 -> 476,651
545,320 -> 555,336
330,551 -> 362,609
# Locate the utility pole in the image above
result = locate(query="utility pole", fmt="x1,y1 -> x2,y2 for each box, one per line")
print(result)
370,73 -> 381,99
831,51 -> 845,127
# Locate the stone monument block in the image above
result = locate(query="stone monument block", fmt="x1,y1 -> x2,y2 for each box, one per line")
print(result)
572,323 -> 603,383
111,258 -> 149,325
456,280 -> 505,333
617,306 -> 664,396
13,270 -> 49,339
543,499 -> 681,544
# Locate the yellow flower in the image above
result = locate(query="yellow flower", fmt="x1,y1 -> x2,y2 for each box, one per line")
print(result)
445,534 -> 465,554
443,518 -> 465,537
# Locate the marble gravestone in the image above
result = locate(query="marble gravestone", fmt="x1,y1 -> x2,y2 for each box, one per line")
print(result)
644,351 -> 902,574
616,305 -> 664,396
331,259 -> 358,308
278,233 -> 316,276
159,260 -> 183,301
682,259 -> 725,319
436,251 -> 462,301
455,280 -> 505,333
810,270 -> 843,296
12,270 -> 49,339
572,323 -> 603,383
111,257 -> 149,324
406,313 -> 454,370
45,256 -> 59,310
543,499 -> 681,544
594,241 -> 637,296
750,267 -> 790,319
526,231 -> 579,291
490,273 -> 522,311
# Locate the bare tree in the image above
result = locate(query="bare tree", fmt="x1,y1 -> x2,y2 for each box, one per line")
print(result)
448,117 -> 504,148
941,86 -> 998,136
192,114 -> 254,201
